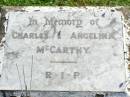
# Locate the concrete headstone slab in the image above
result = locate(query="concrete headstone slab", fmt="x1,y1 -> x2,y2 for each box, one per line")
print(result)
0,7 -> 126,91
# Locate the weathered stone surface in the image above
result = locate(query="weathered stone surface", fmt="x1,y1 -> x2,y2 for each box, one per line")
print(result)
0,7 -> 126,92
0,91 -> 129,97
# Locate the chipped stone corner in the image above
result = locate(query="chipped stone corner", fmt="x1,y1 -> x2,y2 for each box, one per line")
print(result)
0,6 -> 23,77
0,6 -> 26,41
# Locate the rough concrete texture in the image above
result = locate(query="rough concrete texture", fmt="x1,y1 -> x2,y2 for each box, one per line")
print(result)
0,6 -> 130,97
0,91 -> 129,97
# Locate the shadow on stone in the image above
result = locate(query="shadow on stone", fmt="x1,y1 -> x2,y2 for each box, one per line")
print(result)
95,94 -> 104,97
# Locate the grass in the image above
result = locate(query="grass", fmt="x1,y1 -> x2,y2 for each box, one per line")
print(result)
0,0 -> 130,6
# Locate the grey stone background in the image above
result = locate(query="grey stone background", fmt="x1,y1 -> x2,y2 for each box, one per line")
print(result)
0,7 -> 129,97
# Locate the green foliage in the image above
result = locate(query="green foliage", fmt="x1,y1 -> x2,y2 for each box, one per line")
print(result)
0,0 -> 130,6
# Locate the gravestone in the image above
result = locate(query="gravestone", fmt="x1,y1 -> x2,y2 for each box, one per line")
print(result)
0,7 -> 126,92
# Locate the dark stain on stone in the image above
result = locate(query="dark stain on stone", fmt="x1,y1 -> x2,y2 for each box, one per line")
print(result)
111,9 -> 115,12
128,64 -> 130,70
58,7 -> 66,12
101,13 -> 105,17
127,87 -> 130,91
0,7 -> 6,43
128,46 -> 130,62
5,51 -> 20,60
15,10 -> 26,12
34,10 -> 40,12
95,94 -> 104,97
